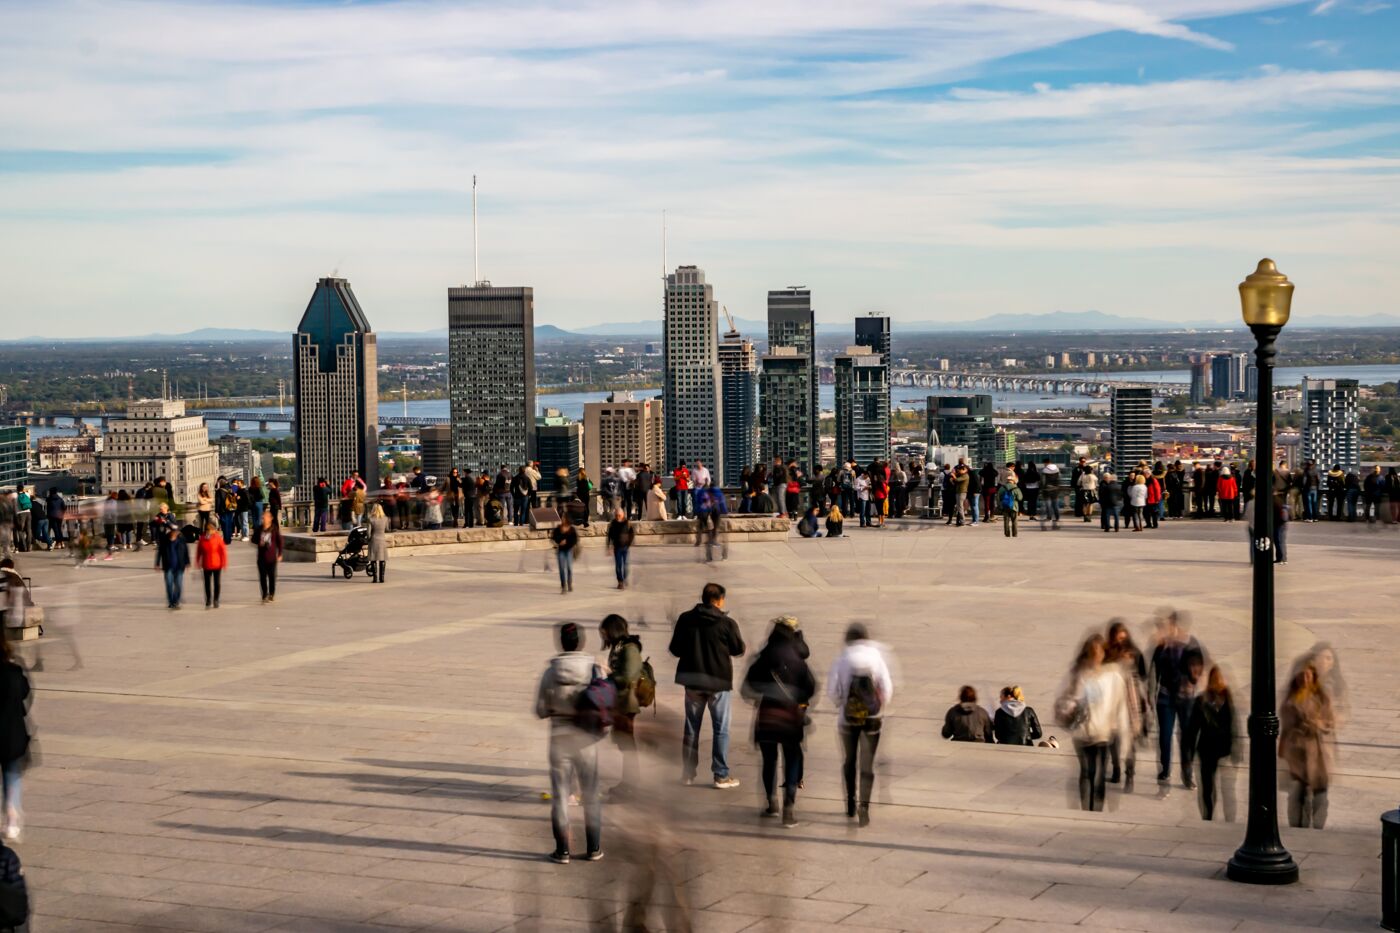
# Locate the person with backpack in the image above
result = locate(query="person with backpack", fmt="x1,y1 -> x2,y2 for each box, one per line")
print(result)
941,685 -> 994,742
535,622 -> 606,864
669,583 -> 746,789
606,508 -> 634,590
742,616 -> 815,827
601,614 -> 650,796
0,840 -> 28,929
826,623 -> 893,827
998,475 -> 1023,538
993,685 -> 1043,746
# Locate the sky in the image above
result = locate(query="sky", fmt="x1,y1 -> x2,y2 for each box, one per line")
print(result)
2,0 -> 1399,336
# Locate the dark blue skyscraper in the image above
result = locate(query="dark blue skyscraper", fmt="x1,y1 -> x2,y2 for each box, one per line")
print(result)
293,277 -> 379,487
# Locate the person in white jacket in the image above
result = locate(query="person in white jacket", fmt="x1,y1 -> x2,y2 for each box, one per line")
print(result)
535,623 -> 604,863
826,624 -> 894,826
1062,633 -> 1130,812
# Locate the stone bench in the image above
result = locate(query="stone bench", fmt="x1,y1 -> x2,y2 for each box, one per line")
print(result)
282,516 -> 793,562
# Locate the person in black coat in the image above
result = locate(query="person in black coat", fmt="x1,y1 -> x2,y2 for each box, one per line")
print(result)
154,524 -> 189,609
669,583 -> 746,788
0,637 -> 31,843
742,617 -> 815,826
1184,665 -> 1239,821
942,685 -> 994,742
992,685 -> 1043,746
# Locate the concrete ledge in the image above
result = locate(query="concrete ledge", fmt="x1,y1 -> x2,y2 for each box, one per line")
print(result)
283,516 -> 792,562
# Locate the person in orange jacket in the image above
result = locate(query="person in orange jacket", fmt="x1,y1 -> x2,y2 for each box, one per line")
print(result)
196,522 -> 228,609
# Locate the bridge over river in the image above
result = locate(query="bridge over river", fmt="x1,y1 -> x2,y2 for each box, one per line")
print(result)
891,369 -> 1187,397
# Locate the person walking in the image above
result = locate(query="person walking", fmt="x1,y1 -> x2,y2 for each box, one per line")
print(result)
601,614 -> 645,796
743,616 -> 815,827
606,509 -> 634,590
1105,620 -> 1148,792
535,623 -> 604,863
942,686 -> 994,742
827,623 -> 892,827
993,686 -> 1043,746
1279,661 -> 1335,829
196,522 -> 227,609
0,638 -> 30,842
693,483 -> 728,562
1184,665 -> 1239,821
1060,634 -> 1129,812
669,583 -> 746,789
998,476 -> 1023,537
550,513 -> 580,594
1151,614 -> 1205,789
253,509 -> 283,603
154,523 -> 189,610
367,501 -> 390,583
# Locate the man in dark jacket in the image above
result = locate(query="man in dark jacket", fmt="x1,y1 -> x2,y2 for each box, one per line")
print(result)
669,582 -> 746,788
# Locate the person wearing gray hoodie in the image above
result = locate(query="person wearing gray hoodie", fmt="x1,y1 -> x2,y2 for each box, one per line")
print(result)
535,623 -> 604,864
992,685 -> 1043,746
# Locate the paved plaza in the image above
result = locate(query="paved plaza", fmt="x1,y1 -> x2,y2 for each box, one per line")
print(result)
11,516 -> 1399,932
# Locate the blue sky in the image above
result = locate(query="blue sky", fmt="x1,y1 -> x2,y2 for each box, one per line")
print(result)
2,0 -> 1398,335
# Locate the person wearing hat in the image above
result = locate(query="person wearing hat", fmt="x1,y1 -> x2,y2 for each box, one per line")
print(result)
1217,467 -> 1240,524
742,617 -> 815,827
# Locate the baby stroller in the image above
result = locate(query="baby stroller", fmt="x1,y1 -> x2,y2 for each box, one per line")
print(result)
333,526 -> 374,580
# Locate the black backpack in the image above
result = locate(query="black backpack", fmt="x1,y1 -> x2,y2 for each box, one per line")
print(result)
844,674 -> 881,726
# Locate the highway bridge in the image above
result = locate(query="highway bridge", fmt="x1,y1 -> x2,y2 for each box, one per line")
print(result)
3,409 -> 449,430
891,369 -> 1187,397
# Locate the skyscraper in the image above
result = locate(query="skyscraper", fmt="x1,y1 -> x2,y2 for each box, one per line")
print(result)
1245,363 -> 1259,403
1210,354 -> 1233,400
1111,387 -> 1154,469
854,313 -> 891,364
1231,352 -> 1249,398
583,392 -> 664,482
718,324 -> 758,484
834,347 -> 890,466
664,266 -> 724,482
293,276 -> 379,487
760,348 -> 813,470
536,409 -> 583,486
1189,358 -> 1210,404
926,395 -> 996,465
767,288 -> 817,471
419,425 -> 453,481
1302,377 -> 1359,472
448,285 -> 535,473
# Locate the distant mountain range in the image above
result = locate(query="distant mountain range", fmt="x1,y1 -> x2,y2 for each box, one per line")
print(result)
7,309 -> 1399,343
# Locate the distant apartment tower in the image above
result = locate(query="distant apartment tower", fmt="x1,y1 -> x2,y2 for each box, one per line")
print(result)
536,409 -> 584,485
1111,387 -> 1154,469
448,285 -> 536,473
834,347 -> 890,466
583,392 -> 664,482
760,348 -> 814,470
419,425 -> 453,481
719,325 -> 758,483
293,277 -> 379,487
99,399 -> 219,503
854,313 -> 891,364
767,288 -> 817,470
0,427 -> 28,488
926,395 -> 996,465
1302,377 -> 1359,472
1245,364 -> 1259,403
664,266 -> 723,482
1189,358 -> 1210,405
994,427 -> 1017,466
1210,352 -> 1249,400
215,435 -> 261,483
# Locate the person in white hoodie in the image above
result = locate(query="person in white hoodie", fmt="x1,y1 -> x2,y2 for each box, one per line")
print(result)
535,622 -> 604,864
1039,459 -> 1062,527
1059,634 -> 1130,812
826,624 -> 894,827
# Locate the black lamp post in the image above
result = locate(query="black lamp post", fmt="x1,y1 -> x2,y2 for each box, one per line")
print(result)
1227,258 -> 1300,885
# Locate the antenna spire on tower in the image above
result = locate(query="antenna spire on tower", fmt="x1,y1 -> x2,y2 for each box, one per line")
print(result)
472,174 -> 480,286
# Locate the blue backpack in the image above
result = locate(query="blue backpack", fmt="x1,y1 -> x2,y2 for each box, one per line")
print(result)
1000,488 -> 1016,510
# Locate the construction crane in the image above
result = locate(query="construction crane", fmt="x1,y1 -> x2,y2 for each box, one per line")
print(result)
721,305 -> 739,338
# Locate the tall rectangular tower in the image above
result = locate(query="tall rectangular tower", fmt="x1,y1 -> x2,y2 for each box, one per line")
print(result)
664,266 -> 724,483
293,276 -> 379,488
767,288 -> 817,472
1111,387 -> 1154,470
834,347 -> 890,466
448,285 -> 535,474
1302,377 -> 1359,472
583,392 -> 664,482
759,347 -> 813,470
718,326 -> 757,484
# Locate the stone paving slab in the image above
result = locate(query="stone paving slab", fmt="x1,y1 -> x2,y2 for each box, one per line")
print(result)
8,516 -> 1397,931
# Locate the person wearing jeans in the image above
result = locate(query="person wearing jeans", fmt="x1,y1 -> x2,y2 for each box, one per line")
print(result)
669,583 -> 746,788
154,525 -> 188,610
1151,616 -> 1205,787
827,623 -> 893,827
550,515 -> 579,594
606,510 -> 633,589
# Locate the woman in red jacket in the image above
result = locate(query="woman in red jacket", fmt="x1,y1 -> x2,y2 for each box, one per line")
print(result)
1145,473 -> 1163,529
1217,467 -> 1240,523
196,522 -> 228,609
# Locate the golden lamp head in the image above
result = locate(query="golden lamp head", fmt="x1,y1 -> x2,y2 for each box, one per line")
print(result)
1238,258 -> 1293,328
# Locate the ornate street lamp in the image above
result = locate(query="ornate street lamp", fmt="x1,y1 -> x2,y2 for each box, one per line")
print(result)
1227,258 -> 1300,885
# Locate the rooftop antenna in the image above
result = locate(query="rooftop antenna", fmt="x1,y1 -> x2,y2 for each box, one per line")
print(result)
662,209 -> 668,285
472,174 -> 480,286
161,369 -> 168,400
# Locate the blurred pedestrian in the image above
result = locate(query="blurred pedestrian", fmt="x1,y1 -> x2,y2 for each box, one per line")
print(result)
743,616 -> 814,827
669,583 -> 746,789
550,513 -> 579,594
1184,665 -> 1239,821
606,508 -> 634,590
253,508 -> 283,603
601,614 -> 645,796
1151,612 -> 1205,790
1279,662 -> 1335,829
1059,634 -> 1129,812
993,686 -> 1043,746
196,521 -> 227,609
535,622 -> 604,863
942,685 -> 994,742
0,637 -> 30,842
1105,620 -> 1148,792
154,523 -> 189,610
827,623 -> 893,827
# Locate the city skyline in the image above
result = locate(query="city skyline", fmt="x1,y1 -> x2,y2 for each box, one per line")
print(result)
4,2 -> 1398,335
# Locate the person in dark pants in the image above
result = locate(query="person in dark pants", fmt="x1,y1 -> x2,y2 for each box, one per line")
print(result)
669,583 -> 746,789
1151,613 -> 1205,789
606,509 -> 634,590
367,502 -> 390,584
0,637 -> 31,843
196,522 -> 227,609
942,685 -> 994,741
253,509 -> 283,603
1064,634 -> 1130,812
535,622 -> 603,864
742,616 -> 815,827
1184,665 -> 1238,821
312,478 -> 330,533
461,469 -> 477,528
827,624 -> 893,827
154,524 -> 189,609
